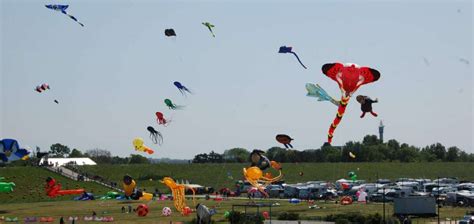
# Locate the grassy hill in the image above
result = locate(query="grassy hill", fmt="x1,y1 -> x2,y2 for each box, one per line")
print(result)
76,162 -> 474,193
0,167 -> 111,204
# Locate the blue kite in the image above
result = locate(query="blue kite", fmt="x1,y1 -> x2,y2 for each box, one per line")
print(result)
305,83 -> 339,106
0,139 -> 30,163
45,5 -> 84,27
278,46 -> 307,69
174,81 -> 192,96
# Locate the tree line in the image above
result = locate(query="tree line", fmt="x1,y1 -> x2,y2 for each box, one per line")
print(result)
15,134 -> 473,166
192,135 -> 474,163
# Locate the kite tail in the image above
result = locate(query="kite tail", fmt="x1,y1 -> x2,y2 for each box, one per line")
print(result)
62,11 -> 84,27
327,97 -> 350,144
291,52 -> 307,69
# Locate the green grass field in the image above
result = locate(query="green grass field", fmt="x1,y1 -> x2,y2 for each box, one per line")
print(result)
77,162 -> 474,192
1,163 -> 473,223
0,198 -> 470,223
0,167 -> 111,203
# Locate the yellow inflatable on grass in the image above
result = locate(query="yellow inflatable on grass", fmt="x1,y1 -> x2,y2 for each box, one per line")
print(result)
161,177 -> 195,215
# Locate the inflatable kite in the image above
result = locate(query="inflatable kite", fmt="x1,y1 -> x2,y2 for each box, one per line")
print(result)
0,139 -> 30,163
174,81 -> 192,96
164,99 -> 184,110
349,152 -> 356,159
54,100 -> 59,104
278,46 -> 307,69
155,112 -> 170,126
356,95 -> 378,118
122,175 -> 153,200
202,22 -> 215,37
161,177 -> 196,215
165,29 -> 176,37
45,5 -> 84,27
146,126 -> 163,145
249,150 -> 272,171
35,83 -> 50,93
275,134 -> 294,149
45,177 -> 84,198
348,171 -> 357,181
322,62 -> 380,145
243,163 -> 282,198
0,177 -> 15,193
305,83 -> 339,106
132,138 -> 154,154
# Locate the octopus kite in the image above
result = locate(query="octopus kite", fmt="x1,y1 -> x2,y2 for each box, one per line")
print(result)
322,62 -> 380,145
174,81 -> 192,96
244,150 -> 283,197
160,177 -> 196,215
155,112 -> 170,126
146,126 -> 163,145
164,99 -> 184,110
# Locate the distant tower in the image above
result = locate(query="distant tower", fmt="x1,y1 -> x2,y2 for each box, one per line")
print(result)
379,120 -> 385,143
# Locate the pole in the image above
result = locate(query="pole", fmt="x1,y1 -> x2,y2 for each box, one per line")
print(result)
437,177 -> 440,224
383,186 -> 386,224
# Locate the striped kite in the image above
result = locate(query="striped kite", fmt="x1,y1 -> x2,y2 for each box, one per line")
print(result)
45,5 -> 84,27
322,62 -> 380,145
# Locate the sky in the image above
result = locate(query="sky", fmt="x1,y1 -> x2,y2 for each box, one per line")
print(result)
1,0 -> 472,159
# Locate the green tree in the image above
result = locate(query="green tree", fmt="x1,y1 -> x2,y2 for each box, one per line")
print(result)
446,146 -> 460,162
362,135 -> 379,146
223,148 -> 249,163
69,149 -> 84,158
192,153 -> 209,163
129,154 -> 150,164
49,143 -> 71,158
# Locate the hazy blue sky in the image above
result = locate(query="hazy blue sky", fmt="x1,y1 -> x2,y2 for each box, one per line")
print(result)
1,0 -> 472,159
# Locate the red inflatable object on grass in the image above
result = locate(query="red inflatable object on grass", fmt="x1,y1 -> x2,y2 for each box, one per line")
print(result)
45,177 -> 84,198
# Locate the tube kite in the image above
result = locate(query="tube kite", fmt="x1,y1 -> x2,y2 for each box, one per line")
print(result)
174,81 -> 192,96
164,99 -> 184,110
278,46 -> 307,69
305,83 -> 339,106
45,5 -> 84,27
322,62 -> 380,145
202,22 -> 215,37
45,177 -> 84,198
161,177 -> 196,215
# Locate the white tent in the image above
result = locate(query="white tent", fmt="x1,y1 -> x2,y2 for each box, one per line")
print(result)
40,157 -> 96,167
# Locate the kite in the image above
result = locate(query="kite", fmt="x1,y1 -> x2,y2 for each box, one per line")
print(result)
174,81 -> 192,96
122,175 -> 153,200
0,177 -> 15,193
305,83 -> 339,106
202,22 -> 215,37
35,83 -> 50,93
243,162 -> 282,198
275,134 -> 294,149
356,95 -> 378,118
278,46 -> 307,69
45,5 -> 84,27
165,29 -> 176,37
164,99 -> 184,110
146,126 -> 163,145
132,138 -> 154,154
160,177 -> 196,215
321,62 -> 380,145
0,139 -> 30,163
45,177 -> 84,197
348,171 -> 357,182
459,58 -> 470,65
249,150 -> 273,171
54,100 -> 59,104
349,152 -> 356,159
155,112 -> 170,126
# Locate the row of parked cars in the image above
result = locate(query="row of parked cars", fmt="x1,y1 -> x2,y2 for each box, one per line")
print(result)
237,177 -> 474,207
